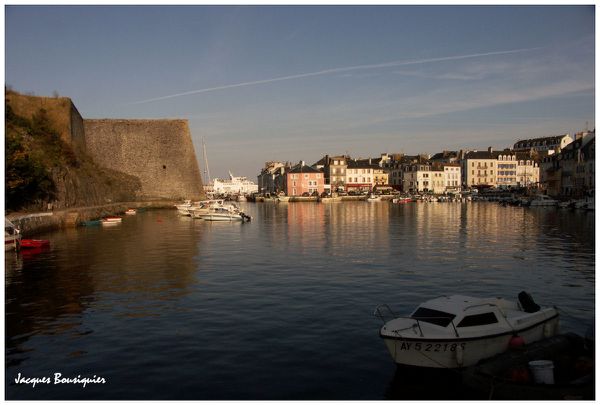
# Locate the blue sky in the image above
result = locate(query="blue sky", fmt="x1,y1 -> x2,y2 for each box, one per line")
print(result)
5,6 -> 595,180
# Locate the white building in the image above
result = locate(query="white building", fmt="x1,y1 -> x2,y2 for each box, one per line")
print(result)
213,172 -> 258,195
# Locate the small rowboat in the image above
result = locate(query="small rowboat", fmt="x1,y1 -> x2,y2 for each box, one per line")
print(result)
125,209 -> 137,215
103,216 -> 122,223
81,220 -> 101,226
20,239 -> 50,249
102,216 -> 122,226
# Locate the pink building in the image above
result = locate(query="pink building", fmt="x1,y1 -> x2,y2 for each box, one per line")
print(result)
284,162 -> 325,196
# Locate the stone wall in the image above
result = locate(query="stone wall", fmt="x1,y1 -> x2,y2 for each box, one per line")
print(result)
5,91 -> 86,150
84,119 -> 204,200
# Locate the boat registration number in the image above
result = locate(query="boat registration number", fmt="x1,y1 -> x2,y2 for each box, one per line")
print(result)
398,342 -> 466,352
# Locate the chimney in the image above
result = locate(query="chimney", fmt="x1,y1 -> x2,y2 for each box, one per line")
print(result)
488,146 -> 493,153
325,154 -> 329,164
300,160 -> 305,167
369,158 -> 372,164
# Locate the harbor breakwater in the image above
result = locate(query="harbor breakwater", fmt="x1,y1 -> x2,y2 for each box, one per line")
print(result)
7,201 -> 176,237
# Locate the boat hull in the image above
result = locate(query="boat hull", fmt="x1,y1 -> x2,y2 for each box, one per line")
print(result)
381,316 -> 559,368
198,214 -> 243,221
5,235 -> 20,251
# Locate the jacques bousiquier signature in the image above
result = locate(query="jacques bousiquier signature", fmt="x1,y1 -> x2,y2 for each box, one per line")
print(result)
14,372 -> 106,388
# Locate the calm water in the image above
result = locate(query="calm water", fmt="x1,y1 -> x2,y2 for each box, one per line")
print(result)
5,202 -> 595,399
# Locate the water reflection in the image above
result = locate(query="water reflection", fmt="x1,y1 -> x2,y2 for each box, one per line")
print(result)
5,210 -> 202,368
4,202 -> 594,400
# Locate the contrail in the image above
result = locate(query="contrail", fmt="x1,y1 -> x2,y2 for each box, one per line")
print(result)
129,47 -> 541,105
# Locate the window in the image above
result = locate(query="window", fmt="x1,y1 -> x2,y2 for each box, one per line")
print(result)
457,312 -> 498,327
304,174 -> 309,179
411,307 -> 456,327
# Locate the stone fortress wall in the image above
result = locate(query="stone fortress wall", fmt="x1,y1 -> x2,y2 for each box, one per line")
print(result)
7,92 -> 204,201
84,119 -> 204,200
6,91 -> 86,151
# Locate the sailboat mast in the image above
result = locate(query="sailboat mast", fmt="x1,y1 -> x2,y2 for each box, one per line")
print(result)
202,137 -> 211,184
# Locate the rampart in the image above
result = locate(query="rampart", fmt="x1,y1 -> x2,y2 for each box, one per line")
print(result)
5,91 -> 86,151
84,119 -> 204,200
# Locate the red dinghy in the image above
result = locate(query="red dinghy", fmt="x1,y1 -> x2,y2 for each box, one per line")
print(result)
20,239 -> 50,249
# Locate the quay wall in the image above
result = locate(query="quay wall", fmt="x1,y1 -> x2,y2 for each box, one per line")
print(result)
84,119 -> 204,201
7,201 -> 176,237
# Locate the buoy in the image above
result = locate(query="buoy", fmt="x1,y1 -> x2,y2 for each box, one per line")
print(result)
509,334 -> 526,349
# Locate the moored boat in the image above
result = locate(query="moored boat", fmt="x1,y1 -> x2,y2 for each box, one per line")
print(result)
375,292 -> 559,368
20,239 -> 50,249
189,200 -> 226,218
530,195 -> 558,207
367,194 -> 382,202
196,204 -> 251,222
125,209 -> 137,215
81,219 -> 102,226
175,200 -> 194,216
103,216 -> 122,222
5,218 -> 21,251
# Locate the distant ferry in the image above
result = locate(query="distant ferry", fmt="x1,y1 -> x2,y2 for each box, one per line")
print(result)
212,171 -> 258,196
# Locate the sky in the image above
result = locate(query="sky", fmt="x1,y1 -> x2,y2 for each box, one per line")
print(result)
5,5 -> 595,180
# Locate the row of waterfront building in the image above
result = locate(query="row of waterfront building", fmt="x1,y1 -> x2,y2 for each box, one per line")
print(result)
257,130 -> 595,198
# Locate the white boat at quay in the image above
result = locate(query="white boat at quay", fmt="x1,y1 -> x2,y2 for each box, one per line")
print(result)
5,218 -> 21,251
175,200 -> 194,216
188,200 -> 225,217
375,292 -> 559,368
529,195 -> 559,207
366,194 -> 382,202
193,202 -> 251,222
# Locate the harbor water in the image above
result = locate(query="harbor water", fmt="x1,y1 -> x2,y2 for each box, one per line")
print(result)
5,202 -> 595,399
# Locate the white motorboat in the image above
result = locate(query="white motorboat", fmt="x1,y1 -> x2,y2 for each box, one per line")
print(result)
277,195 -> 290,202
5,218 -> 21,251
175,200 -> 193,216
375,292 -> 559,369
529,195 -> 558,207
189,200 -> 225,218
195,203 -> 251,222
366,194 -> 382,202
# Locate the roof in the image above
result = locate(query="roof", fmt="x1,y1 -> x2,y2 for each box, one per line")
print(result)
514,135 -> 569,148
430,151 -> 458,160
313,155 -> 348,166
347,159 -> 380,169
288,164 -> 322,174
464,151 -> 503,159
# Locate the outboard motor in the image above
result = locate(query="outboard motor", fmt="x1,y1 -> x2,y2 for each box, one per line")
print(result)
518,291 -> 540,313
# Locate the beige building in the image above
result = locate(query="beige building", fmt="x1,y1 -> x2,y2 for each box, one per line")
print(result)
462,149 -> 539,188
443,164 -> 462,192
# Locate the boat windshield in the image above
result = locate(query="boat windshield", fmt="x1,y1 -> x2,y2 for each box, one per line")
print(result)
411,307 -> 456,327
